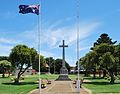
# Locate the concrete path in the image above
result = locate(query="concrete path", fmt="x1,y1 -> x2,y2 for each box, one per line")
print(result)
29,81 -> 90,94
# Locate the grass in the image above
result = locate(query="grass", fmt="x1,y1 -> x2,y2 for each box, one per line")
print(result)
0,74 -> 75,94
0,74 -> 79,94
0,74 -> 57,94
0,74 -> 38,94
83,77 -> 120,94
1,74 -> 120,94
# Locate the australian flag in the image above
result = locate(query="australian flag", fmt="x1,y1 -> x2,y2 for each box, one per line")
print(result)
19,5 -> 40,15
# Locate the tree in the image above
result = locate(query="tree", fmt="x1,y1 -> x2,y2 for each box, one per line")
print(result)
45,57 -> 55,74
32,55 -> 47,72
113,44 -> 120,75
100,52 -> 116,84
94,43 -> 115,78
91,33 -> 117,50
93,43 -> 119,83
54,59 -> 70,74
80,33 -> 119,83
0,60 -> 11,78
91,33 -> 117,78
0,56 -> 9,61
81,51 -> 98,78
80,57 -> 90,76
9,45 -> 37,83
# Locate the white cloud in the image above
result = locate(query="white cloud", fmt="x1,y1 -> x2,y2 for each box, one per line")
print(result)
40,21 -> 101,49
79,46 -> 90,51
19,18 -> 101,50
40,50 -> 56,58
19,19 -> 101,53
0,38 -> 22,44
0,38 -> 22,56
0,44 -> 12,56
0,18 -> 101,66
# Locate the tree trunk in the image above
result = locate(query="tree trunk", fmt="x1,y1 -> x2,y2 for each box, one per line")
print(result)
110,71 -> 115,84
14,69 -> 22,84
98,70 -> 102,77
1,67 -> 5,78
84,69 -> 89,77
2,73 -> 5,78
14,74 -> 20,84
102,69 -> 107,78
93,68 -> 96,78
8,71 -> 10,77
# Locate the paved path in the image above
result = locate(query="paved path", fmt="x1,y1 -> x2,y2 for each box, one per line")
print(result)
29,81 -> 90,94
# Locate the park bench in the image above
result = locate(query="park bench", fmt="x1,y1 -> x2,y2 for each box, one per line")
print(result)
41,80 -> 47,88
37,79 -> 47,88
73,80 -> 77,84
74,79 -> 84,88
46,78 -> 52,84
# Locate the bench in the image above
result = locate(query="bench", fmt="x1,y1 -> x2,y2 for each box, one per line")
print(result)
46,78 -> 52,84
74,79 -> 84,88
41,80 -> 47,88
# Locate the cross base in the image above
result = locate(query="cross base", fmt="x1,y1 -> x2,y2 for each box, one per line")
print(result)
56,67 -> 71,81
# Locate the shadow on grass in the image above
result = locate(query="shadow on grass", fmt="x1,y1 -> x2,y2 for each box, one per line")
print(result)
84,81 -> 109,85
2,82 -> 38,86
0,77 -> 10,79
84,81 -> 120,85
83,77 -> 104,80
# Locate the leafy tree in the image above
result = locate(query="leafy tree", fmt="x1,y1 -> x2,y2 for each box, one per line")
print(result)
45,57 -> 55,74
80,33 -> 119,83
81,51 -> 98,78
91,33 -> 117,50
54,59 -> 62,73
0,56 -> 8,61
0,60 -> 11,78
54,59 -> 70,74
113,44 -> 120,75
94,43 -> 114,55
89,51 -> 98,78
90,33 -> 117,78
9,45 -> 37,83
33,57 -> 70,74
94,43 -> 115,78
33,55 -> 47,72
79,57 -> 90,76
100,52 -> 117,84
93,43 -> 120,83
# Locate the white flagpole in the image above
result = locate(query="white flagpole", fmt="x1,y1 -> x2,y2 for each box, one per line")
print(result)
38,0 -> 42,94
76,0 -> 80,93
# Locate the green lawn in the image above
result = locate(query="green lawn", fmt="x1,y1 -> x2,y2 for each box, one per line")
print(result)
83,77 -> 120,94
0,74 -> 59,94
0,74 -> 79,94
1,74 -> 120,94
0,75 -> 37,94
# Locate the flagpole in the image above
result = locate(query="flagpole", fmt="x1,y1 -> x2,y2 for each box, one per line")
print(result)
38,1 -> 41,94
76,0 -> 80,93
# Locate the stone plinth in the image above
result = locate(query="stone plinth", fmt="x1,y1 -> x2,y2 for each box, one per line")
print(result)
56,67 -> 71,81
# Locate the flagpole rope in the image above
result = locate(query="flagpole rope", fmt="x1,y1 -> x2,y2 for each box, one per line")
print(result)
38,1 -> 41,94
76,0 -> 80,94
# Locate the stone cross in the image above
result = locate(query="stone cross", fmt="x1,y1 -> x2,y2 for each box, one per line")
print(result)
59,40 -> 68,68
56,40 -> 71,80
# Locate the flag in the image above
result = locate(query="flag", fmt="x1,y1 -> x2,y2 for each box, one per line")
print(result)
19,5 -> 40,15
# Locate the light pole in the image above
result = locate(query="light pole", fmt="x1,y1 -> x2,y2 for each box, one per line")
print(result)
76,0 -> 80,93
54,61 -> 55,74
49,57 -> 51,74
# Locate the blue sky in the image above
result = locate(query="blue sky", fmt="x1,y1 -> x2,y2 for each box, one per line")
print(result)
0,0 -> 120,66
